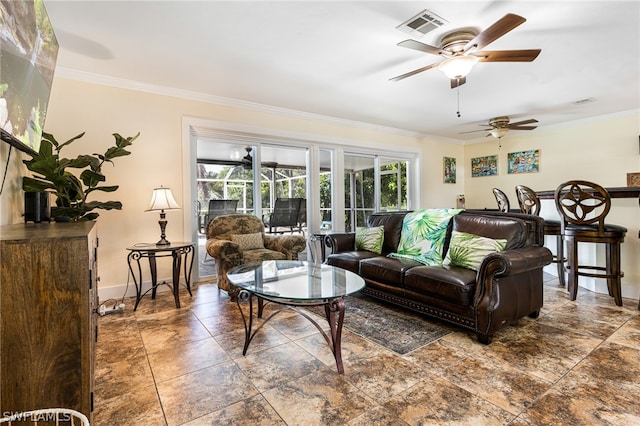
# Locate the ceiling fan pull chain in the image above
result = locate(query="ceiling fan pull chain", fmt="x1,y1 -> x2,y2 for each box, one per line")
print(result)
456,83 -> 461,117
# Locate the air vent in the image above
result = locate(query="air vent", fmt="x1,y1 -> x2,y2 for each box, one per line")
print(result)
397,9 -> 448,37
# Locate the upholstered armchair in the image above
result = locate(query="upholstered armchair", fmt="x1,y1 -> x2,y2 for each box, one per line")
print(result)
206,214 -> 307,299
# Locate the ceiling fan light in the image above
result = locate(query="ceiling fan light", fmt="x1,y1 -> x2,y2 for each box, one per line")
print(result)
229,148 -> 243,161
489,128 -> 509,139
438,55 -> 479,79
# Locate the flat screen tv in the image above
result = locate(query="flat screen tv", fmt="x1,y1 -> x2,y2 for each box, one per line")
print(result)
1,0 -> 58,156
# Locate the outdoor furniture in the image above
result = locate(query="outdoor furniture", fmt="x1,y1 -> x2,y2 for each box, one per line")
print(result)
515,184 -> 566,287
203,199 -> 238,232
263,197 -> 306,234
554,180 -> 627,305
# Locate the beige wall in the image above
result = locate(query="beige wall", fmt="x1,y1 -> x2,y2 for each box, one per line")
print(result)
1,77 -> 638,302
0,78 -> 462,293
464,112 -> 640,299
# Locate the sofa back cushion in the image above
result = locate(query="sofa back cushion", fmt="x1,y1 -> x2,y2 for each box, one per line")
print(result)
366,211 -> 408,254
451,214 -> 527,251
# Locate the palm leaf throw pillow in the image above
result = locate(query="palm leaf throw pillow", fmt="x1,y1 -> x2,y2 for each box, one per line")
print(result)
355,226 -> 384,254
390,208 -> 463,265
443,230 -> 507,271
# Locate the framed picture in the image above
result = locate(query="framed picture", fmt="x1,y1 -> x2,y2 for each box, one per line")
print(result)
471,155 -> 498,177
443,157 -> 456,183
508,149 -> 540,174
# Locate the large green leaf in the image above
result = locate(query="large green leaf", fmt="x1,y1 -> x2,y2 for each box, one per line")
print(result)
22,131 -> 138,221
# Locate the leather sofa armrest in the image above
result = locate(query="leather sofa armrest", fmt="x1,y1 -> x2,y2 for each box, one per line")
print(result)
325,233 -> 356,254
479,246 -> 553,278
206,238 -> 243,263
474,246 -> 552,305
263,234 -> 307,259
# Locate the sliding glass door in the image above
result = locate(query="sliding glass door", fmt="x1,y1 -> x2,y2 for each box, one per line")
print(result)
188,124 -> 417,281
342,154 -> 409,232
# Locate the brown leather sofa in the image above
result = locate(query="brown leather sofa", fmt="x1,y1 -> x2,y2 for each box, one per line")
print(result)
325,210 -> 552,344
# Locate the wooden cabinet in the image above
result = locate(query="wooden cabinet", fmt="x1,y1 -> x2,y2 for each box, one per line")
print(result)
0,222 -> 97,422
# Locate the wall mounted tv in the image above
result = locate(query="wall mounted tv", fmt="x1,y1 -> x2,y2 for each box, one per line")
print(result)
1,0 -> 58,156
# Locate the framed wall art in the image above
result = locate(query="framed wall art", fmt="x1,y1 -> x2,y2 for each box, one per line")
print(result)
471,155 -> 498,177
443,157 -> 456,183
507,149 -> 540,174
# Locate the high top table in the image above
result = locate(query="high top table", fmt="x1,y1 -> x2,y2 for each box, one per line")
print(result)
227,260 -> 365,374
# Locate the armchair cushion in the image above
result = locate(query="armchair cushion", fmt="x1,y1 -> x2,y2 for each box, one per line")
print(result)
231,232 -> 264,251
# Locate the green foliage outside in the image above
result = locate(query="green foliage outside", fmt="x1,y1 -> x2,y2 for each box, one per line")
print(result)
196,159 -> 407,231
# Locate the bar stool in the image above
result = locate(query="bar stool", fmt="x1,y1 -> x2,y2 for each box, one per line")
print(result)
515,185 -> 566,287
492,188 -> 510,212
554,180 -> 627,306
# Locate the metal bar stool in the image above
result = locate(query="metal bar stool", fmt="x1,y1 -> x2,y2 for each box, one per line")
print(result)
515,185 -> 566,287
554,180 -> 627,306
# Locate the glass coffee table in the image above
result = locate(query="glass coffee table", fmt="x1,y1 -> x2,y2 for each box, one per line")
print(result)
227,260 -> 365,374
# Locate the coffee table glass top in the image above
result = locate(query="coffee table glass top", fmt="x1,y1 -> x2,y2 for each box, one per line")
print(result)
227,260 -> 365,301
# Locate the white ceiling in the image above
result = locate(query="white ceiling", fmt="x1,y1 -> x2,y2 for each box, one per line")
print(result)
45,1 -> 639,142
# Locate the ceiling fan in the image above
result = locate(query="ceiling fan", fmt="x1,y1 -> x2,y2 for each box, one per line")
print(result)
241,147 -> 253,169
460,116 -> 538,139
390,13 -> 541,88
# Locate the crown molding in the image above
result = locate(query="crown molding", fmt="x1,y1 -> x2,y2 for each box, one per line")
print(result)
54,67 -> 425,139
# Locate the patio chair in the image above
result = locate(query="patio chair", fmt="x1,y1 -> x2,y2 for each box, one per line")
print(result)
203,199 -> 238,232
263,197 -> 305,234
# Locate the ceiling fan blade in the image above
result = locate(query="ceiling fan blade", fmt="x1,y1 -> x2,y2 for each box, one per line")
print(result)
474,49 -> 541,62
459,128 -> 491,134
508,125 -> 538,130
463,13 -> 526,52
389,63 -> 439,82
508,118 -> 538,126
450,76 -> 466,88
397,39 -> 443,55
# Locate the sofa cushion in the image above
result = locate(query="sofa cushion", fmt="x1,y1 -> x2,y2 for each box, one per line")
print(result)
404,265 -> 477,306
443,231 -> 507,271
355,226 -> 384,254
326,251 -> 379,274
360,256 -> 422,286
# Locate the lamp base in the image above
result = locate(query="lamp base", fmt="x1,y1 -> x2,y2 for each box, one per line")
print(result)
156,213 -> 171,246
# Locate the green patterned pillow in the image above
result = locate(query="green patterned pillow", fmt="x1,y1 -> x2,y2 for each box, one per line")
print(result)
355,226 -> 384,254
392,208 -> 463,265
443,231 -> 507,271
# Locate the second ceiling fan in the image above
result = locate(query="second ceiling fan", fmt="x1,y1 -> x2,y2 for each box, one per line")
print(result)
460,116 -> 538,139
390,13 -> 541,88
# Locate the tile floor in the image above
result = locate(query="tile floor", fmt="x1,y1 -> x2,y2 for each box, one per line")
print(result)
94,274 -> 640,425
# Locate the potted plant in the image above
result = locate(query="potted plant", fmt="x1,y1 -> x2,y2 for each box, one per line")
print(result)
22,131 -> 139,221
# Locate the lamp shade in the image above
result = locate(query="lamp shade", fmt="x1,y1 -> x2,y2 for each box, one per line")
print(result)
438,55 -> 479,79
146,187 -> 180,212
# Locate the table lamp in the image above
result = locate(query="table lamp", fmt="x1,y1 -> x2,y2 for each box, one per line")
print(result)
146,186 -> 180,246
